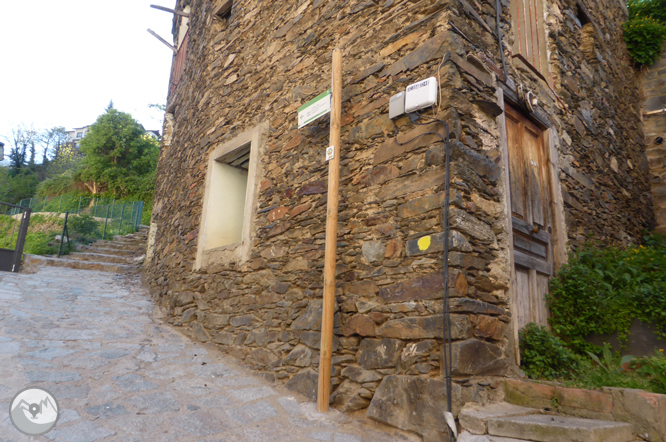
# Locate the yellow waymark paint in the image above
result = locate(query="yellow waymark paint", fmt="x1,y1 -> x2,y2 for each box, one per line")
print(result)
417,236 -> 431,251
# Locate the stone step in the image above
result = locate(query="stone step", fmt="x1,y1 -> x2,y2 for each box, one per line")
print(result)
78,247 -> 136,257
65,252 -> 132,264
91,241 -> 145,251
460,403 -> 536,435
113,235 -> 148,241
459,433 -> 645,442
487,414 -> 634,442
24,255 -> 135,273
459,434 -> 538,442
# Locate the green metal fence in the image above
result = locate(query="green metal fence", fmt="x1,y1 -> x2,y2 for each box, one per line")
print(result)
12,195 -> 143,222
10,196 -> 144,242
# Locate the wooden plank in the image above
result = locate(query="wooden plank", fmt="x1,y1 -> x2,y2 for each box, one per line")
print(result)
496,88 -> 522,365
529,268 -> 539,325
513,233 -> 547,258
514,0 -> 524,56
515,267 -> 531,330
230,152 -> 251,167
511,216 -> 550,242
547,130 -> 567,271
524,126 -> 544,227
505,110 -> 526,219
514,250 -> 551,274
536,273 -> 550,327
217,143 -> 251,164
531,0 -> 542,72
523,0 -> 533,66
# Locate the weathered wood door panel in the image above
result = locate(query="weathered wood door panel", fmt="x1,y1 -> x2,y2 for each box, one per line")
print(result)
505,105 -> 553,329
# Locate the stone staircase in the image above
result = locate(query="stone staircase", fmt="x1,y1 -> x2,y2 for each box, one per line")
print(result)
458,402 -> 637,442
24,227 -> 149,273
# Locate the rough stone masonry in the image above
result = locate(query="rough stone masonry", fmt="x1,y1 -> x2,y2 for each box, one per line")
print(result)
144,0 -> 653,440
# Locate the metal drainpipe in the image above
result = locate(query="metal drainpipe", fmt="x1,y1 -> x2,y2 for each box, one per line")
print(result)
496,0 -> 508,83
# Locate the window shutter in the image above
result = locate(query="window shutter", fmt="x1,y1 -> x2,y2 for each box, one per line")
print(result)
512,0 -> 547,75
170,31 -> 189,97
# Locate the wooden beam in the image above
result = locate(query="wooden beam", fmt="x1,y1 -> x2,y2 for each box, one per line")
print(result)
147,29 -> 176,53
150,4 -> 190,18
317,48 -> 342,413
213,0 -> 233,17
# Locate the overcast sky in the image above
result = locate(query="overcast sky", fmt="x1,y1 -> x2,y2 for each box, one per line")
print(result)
0,0 -> 175,161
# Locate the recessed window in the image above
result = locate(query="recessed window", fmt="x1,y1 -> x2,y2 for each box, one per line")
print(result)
213,0 -> 233,18
204,143 -> 250,250
576,2 -> 591,26
195,123 -> 267,269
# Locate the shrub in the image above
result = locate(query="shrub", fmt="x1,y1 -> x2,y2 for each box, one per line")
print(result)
625,0 -> 666,66
635,350 -> 666,394
548,236 -> 666,353
520,323 -> 580,380
624,16 -> 666,66
67,214 -> 101,244
629,0 -> 666,22
23,232 -> 59,256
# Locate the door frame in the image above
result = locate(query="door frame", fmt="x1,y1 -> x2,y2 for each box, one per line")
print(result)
496,87 -> 568,365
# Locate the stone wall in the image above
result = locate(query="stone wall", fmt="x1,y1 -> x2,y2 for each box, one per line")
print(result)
145,0 -> 651,440
643,50 -> 666,235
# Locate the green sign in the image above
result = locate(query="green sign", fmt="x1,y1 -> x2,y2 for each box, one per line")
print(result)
298,89 -> 331,128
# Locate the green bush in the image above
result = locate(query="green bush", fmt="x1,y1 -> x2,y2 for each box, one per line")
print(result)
635,350 -> 666,394
520,323 -> 580,380
625,0 -> 666,66
23,232 -> 59,256
629,0 -> 666,22
624,16 -> 666,66
67,214 -> 101,244
36,170 -> 77,197
548,236 -> 666,353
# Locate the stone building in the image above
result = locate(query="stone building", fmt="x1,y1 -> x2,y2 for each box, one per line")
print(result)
144,0 -> 653,439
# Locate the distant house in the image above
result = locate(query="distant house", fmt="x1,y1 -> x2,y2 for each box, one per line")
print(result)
0,141 -> 4,162
65,126 -> 91,148
144,129 -> 161,140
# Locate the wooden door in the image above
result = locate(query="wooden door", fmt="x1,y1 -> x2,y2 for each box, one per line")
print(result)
505,104 -> 552,329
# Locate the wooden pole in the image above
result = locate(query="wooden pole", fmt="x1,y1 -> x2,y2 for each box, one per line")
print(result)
147,29 -> 177,53
150,4 -> 190,17
318,48 -> 342,413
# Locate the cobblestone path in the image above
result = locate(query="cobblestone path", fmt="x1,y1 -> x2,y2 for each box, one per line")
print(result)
0,267 -> 417,442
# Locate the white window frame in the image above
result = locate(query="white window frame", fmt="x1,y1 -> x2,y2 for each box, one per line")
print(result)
194,122 -> 267,270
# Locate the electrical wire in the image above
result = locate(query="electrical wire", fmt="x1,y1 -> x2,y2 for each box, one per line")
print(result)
416,115 -> 454,429
392,113 -> 454,440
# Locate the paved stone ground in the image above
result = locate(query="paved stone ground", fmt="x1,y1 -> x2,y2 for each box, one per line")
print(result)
0,267 -> 419,442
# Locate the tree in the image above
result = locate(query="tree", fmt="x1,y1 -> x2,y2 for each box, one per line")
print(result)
76,108 -> 159,196
148,103 -> 167,112
41,126 -> 68,165
8,125 -> 38,172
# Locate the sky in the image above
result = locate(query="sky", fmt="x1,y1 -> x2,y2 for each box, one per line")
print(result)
0,0 -> 176,163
